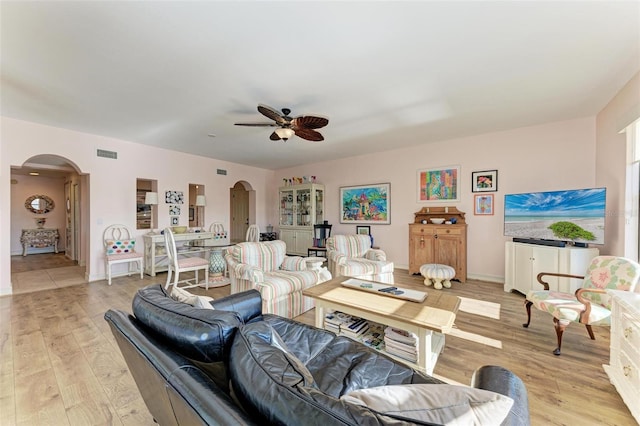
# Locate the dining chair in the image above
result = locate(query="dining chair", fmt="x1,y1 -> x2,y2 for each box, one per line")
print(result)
163,227 -> 210,290
245,224 -> 260,242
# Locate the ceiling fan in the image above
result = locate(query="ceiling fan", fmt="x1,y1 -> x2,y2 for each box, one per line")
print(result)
235,104 -> 329,142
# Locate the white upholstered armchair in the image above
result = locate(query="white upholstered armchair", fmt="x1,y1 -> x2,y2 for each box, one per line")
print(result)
326,234 -> 394,282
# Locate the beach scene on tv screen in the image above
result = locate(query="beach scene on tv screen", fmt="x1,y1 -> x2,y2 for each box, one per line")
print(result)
504,188 -> 606,244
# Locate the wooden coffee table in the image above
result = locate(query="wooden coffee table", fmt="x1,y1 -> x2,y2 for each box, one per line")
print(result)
303,275 -> 460,375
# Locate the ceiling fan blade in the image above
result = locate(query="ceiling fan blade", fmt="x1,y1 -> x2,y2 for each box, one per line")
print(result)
234,122 -> 278,127
257,104 -> 287,125
269,131 -> 281,141
293,116 -> 329,130
294,128 -> 324,142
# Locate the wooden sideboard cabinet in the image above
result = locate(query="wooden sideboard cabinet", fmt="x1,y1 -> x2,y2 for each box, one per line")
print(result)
408,207 -> 467,282
603,290 -> 640,424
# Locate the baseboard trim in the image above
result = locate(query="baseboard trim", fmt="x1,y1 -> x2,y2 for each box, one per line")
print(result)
466,274 -> 504,284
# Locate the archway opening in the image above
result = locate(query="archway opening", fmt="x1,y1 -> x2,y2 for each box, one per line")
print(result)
10,154 -> 88,294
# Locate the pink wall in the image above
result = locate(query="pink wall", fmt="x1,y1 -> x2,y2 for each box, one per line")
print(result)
596,71 -> 640,257
277,117 -> 597,282
1,74 -> 635,295
0,118 -> 277,294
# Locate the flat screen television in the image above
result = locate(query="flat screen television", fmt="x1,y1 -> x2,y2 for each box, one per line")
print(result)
504,187 -> 606,246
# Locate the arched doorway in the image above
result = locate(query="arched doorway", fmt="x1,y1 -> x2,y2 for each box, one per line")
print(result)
229,181 -> 256,243
10,154 -> 88,293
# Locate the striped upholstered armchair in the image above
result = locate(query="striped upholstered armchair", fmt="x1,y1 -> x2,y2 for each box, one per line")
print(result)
225,240 -> 330,318
326,235 -> 394,283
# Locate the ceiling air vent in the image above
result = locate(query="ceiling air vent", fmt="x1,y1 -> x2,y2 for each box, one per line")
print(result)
217,169 -> 227,175
97,149 -> 117,159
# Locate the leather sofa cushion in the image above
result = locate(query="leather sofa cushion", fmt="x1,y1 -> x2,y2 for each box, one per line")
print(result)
132,284 -> 244,363
229,319 -> 444,425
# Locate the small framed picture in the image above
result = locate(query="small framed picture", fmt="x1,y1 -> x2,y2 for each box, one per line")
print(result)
356,225 -> 371,235
474,194 -> 494,215
171,216 -> 179,225
169,205 -> 181,216
471,170 -> 498,192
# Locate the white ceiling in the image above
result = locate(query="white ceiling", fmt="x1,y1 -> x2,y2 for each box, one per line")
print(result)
2,1 -> 639,170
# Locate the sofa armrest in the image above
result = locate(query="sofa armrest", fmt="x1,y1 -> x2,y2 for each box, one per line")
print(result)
230,263 -> 264,283
364,249 -> 387,261
327,250 -> 346,265
471,365 -> 530,426
211,289 -> 263,324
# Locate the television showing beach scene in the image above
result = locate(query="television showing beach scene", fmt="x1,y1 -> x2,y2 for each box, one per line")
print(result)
504,188 -> 606,245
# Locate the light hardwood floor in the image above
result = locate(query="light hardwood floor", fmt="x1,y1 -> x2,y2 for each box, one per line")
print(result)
2,255 -> 636,425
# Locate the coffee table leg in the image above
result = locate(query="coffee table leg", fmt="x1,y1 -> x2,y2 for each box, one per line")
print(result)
314,302 -> 325,328
418,328 -> 432,375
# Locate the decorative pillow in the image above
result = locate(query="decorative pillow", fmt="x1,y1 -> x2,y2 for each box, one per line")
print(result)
170,286 -> 215,310
280,256 -> 307,271
340,383 -> 513,426
106,239 -> 135,255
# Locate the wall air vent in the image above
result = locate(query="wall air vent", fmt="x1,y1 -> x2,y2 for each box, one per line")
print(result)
217,169 -> 227,175
97,149 -> 117,159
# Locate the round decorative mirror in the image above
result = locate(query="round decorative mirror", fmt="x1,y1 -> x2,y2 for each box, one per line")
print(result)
25,194 -> 55,214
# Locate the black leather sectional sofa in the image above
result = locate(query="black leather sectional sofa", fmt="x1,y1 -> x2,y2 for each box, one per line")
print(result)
104,284 -> 530,425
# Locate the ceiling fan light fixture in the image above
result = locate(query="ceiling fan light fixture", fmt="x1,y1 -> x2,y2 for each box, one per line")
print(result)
275,128 -> 295,141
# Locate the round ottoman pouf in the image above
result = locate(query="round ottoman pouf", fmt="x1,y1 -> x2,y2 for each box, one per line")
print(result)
419,264 -> 455,290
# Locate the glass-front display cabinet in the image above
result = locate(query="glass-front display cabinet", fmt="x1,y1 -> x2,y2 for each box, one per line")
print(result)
279,184 -> 324,255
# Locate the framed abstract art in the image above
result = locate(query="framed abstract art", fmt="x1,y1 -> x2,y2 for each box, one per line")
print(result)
417,166 -> 460,202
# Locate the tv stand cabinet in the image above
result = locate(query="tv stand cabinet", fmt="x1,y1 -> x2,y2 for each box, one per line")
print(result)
504,241 -> 598,295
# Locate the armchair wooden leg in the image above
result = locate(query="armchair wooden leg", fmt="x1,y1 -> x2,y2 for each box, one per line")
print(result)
522,300 -> 533,328
585,324 -> 595,340
553,317 -> 568,356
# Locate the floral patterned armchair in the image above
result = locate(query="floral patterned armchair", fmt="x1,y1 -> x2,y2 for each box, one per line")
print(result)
326,235 -> 394,282
523,256 -> 640,355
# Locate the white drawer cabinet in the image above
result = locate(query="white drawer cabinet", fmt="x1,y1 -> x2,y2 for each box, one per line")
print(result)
603,290 -> 640,424
504,242 -> 598,295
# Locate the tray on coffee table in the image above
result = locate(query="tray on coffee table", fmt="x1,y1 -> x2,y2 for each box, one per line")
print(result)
341,278 -> 427,302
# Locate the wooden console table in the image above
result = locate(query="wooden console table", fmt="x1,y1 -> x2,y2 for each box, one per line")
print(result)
303,275 -> 460,375
20,228 -> 59,256
143,231 -> 214,276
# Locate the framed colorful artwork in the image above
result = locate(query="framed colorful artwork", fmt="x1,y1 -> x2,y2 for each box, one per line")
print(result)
471,170 -> 498,192
417,166 -> 460,202
340,183 -> 390,224
474,194 -> 494,215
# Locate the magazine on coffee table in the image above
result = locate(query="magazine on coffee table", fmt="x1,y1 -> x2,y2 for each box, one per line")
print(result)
341,278 -> 427,302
